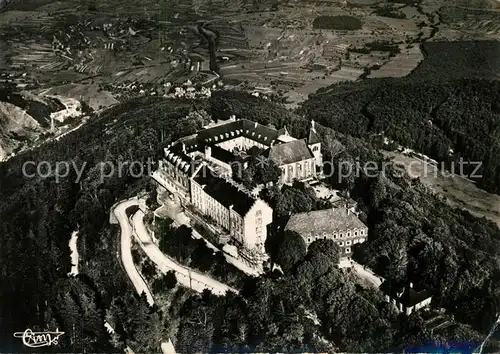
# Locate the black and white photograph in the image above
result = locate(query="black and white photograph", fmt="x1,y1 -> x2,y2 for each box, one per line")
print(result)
0,0 -> 499,352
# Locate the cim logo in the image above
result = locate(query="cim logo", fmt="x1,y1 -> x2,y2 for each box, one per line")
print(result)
13,328 -> 65,348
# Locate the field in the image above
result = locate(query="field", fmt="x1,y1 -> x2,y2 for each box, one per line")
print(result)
0,0 -> 498,109
386,152 -> 500,227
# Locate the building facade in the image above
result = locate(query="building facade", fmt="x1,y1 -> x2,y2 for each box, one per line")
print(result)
265,139 -> 317,184
152,116 -> 322,263
380,281 -> 432,315
285,207 -> 368,257
190,165 -> 273,259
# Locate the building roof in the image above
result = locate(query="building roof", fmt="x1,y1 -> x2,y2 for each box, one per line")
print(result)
380,281 -> 432,308
210,145 -> 248,164
285,207 -> 367,236
196,119 -> 279,147
277,134 -> 296,143
308,120 -> 321,145
164,145 -> 199,175
264,139 -> 314,166
192,165 -> 256,216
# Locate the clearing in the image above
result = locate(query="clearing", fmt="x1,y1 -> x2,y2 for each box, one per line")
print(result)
386,151 -> 500,227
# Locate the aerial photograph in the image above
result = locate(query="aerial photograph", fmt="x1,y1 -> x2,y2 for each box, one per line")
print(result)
0,0 -> 499,352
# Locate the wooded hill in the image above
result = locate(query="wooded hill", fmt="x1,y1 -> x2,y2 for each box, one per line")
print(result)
0,87 -> 499,352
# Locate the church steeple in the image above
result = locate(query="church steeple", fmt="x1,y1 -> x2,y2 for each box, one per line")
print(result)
307,119 -> 323,175
308,119 -> 320,145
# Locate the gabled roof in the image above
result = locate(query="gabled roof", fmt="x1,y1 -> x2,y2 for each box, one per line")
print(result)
308,129 -> 321,145
264,139 -> 314,165
192,165 -> 256,216
380,281 -> 432,307
285,207 -> 367,235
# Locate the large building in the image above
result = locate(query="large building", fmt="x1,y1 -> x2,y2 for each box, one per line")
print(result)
191,165 -> 273,258
152,116 -> 321,263
284,206 -> 368,257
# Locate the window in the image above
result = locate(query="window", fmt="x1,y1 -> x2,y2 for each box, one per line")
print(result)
345,247 -> 351,253
346,240 -> 351,246
333,234 -> 337,239
257,218 -> 262,225
256,226 -> 262,234
340,233 -> 343,238
360,230 -> 364,235
347,232 -> 351,237
308,237 -> 312,243
354,231 -> 358,236
256,210 -> 262,216
339,241 -> 344,246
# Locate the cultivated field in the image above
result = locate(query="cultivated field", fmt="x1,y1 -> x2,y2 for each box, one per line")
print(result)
1,0 -> 497,109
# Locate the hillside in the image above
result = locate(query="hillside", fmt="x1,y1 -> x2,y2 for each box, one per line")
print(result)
1,93 -> 500,352
298,77 -> 500,195
0,88 -> 89,161
0,101 -> 41,160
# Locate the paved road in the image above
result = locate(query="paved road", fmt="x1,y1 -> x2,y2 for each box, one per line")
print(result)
132,209 -> 237,295
113,199 -> 155,306
113,199 -> 175,354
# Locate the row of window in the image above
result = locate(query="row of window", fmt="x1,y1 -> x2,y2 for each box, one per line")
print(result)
333,229 -> 365,239
193,185 -> 245,233
306,236 -> 366,246
163,163 -> 188,187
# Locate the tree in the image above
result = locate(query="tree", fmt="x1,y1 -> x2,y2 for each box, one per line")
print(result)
275,230 -> 307,273
153,270 -> 177,293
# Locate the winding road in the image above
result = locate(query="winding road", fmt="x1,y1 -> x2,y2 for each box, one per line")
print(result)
112,198 -> 236,301
132,209 -> 237,295
112,197 -> 236,354
113,198 -> 155,306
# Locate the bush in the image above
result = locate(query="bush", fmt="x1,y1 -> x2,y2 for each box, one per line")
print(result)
312,15 -> 362,30
153,270 -> 177,293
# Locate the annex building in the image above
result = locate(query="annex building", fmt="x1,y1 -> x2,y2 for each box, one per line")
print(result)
380,281 -> 432,315
285,206 -> 368,258
152,116 -> 322,263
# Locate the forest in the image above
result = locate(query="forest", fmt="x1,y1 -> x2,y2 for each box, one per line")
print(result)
1,80 -> 500,352
298,78 -> 500,195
